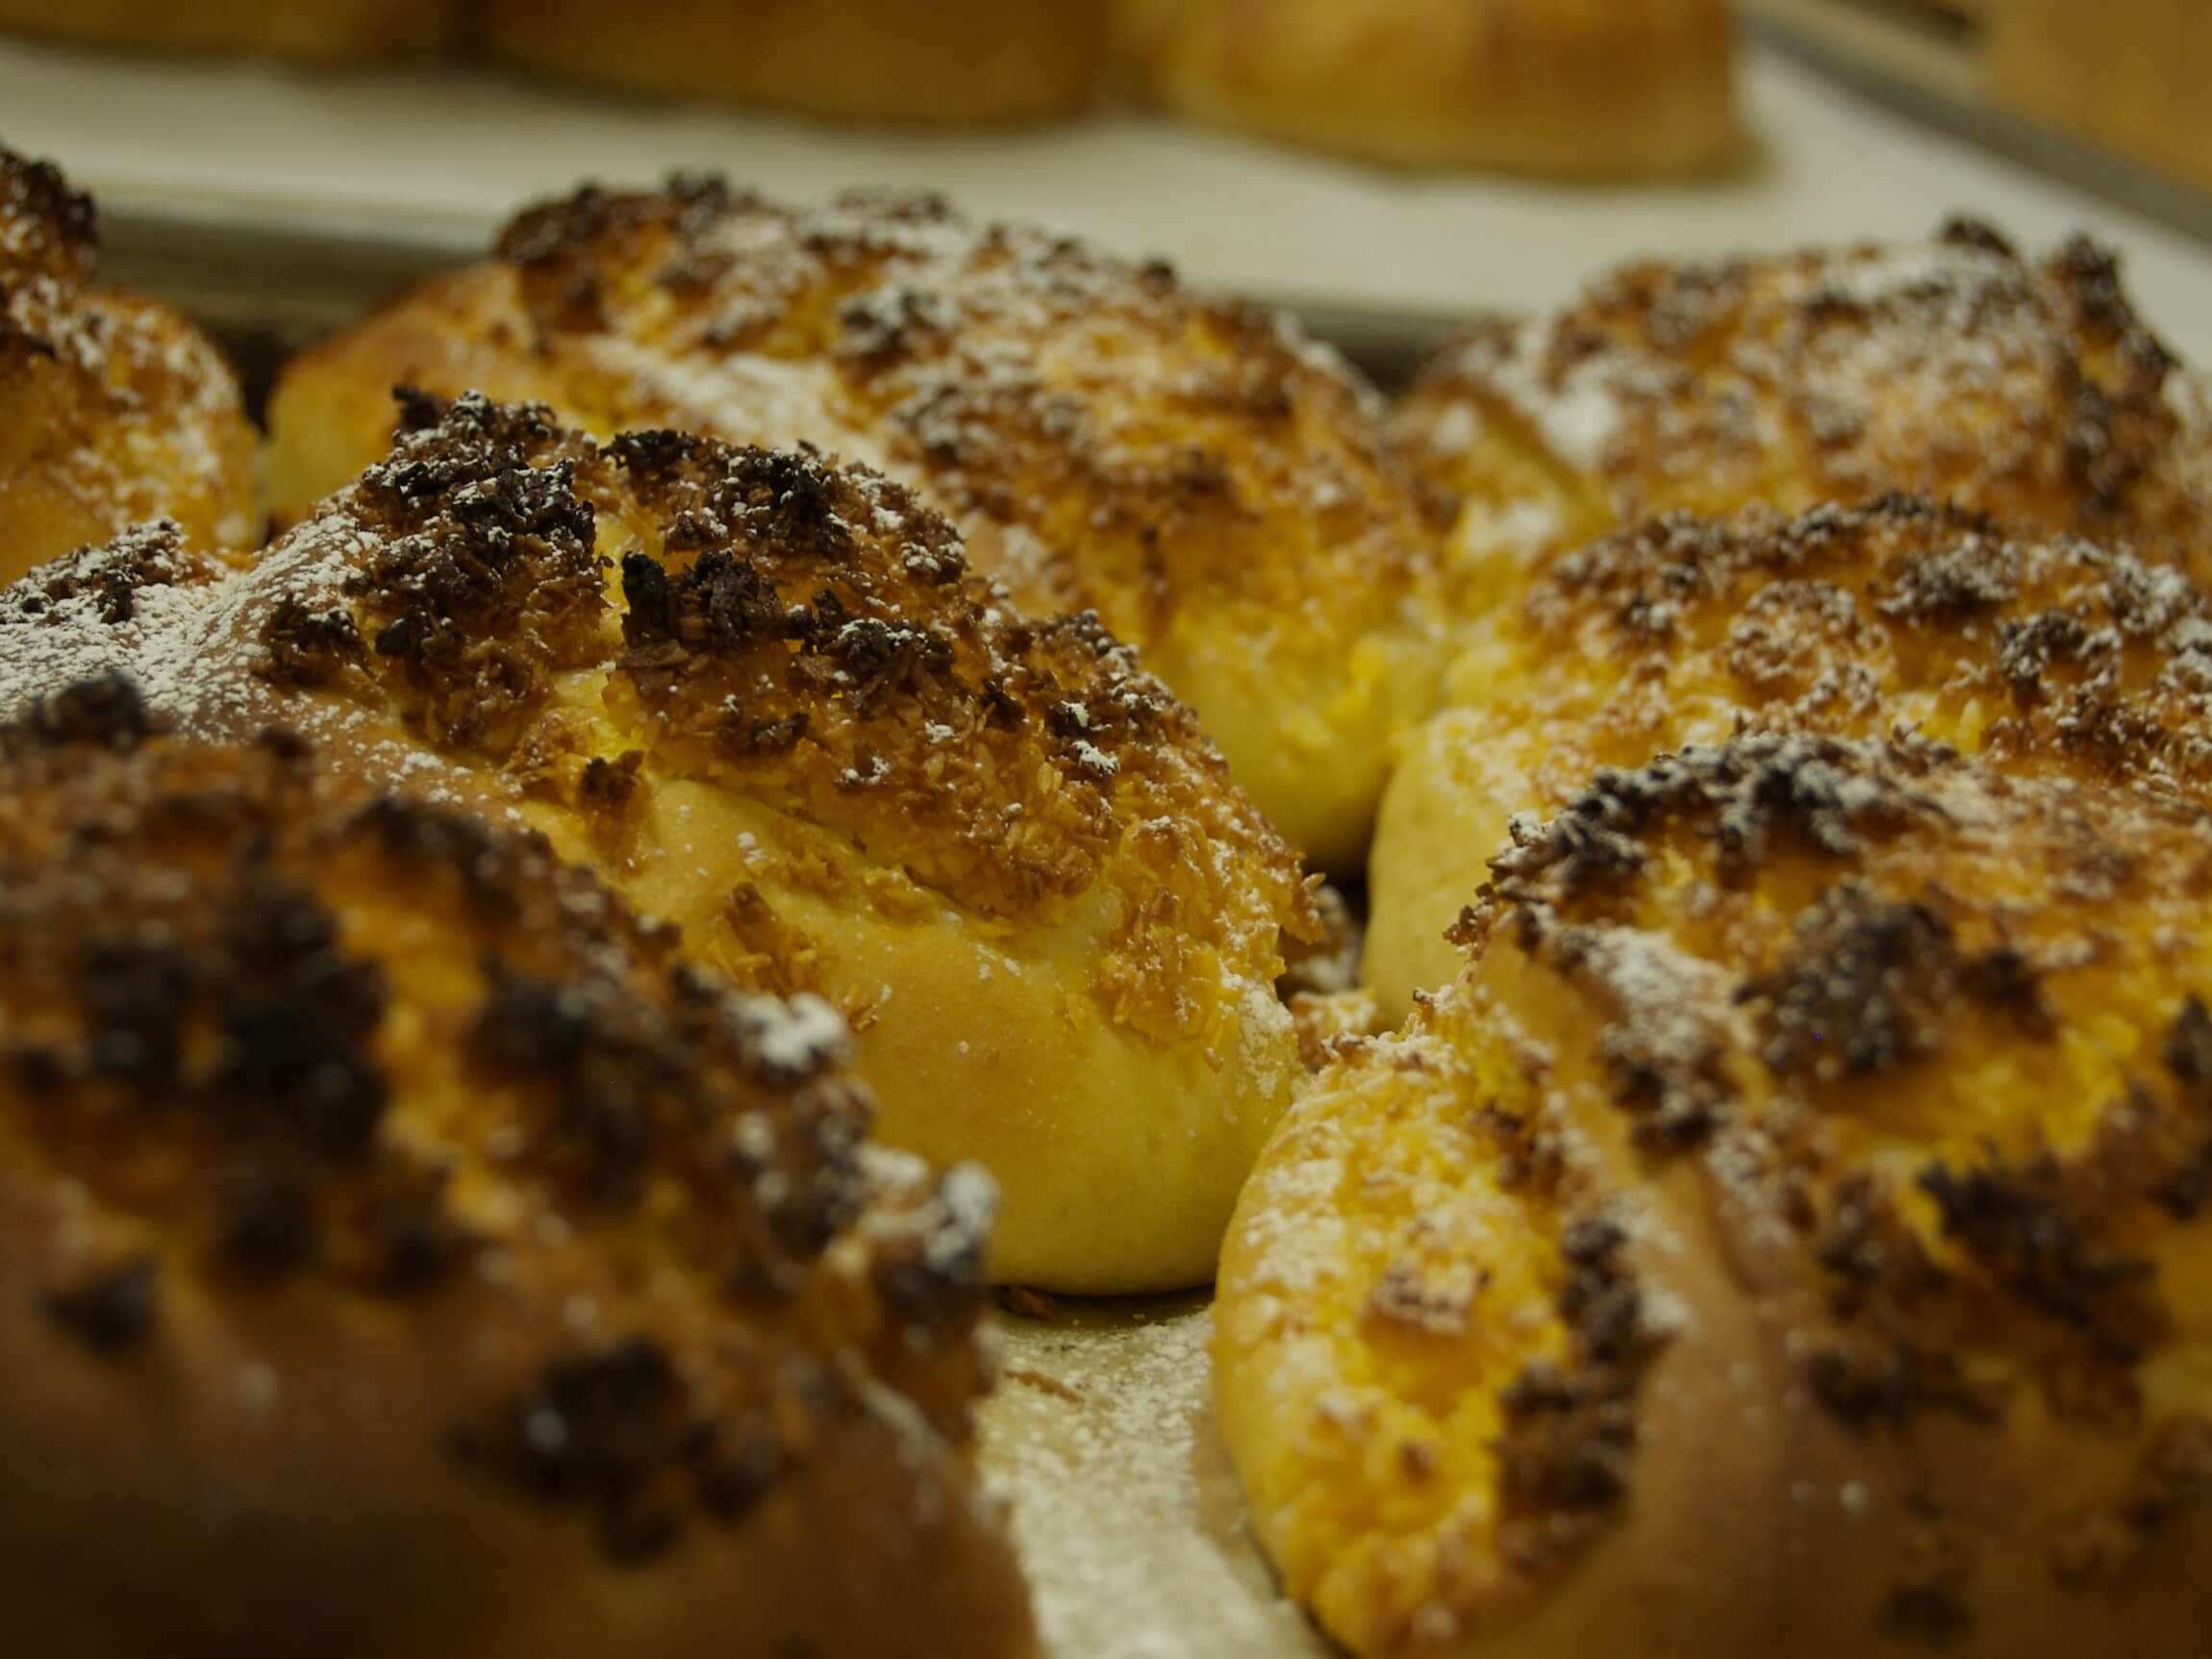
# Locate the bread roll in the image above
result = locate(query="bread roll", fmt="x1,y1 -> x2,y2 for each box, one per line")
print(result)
481,0 -> 1112,124
1118,0 -> 1735,176
1220,730 -> 2212,1659
0,0 -> 455,63
4,393 -> 1319,1294
264,180 -> 1447,871
0,684 -> 1032,1658
0,147 -> 256,586
1367,497 -> 2212,1017
1397,221 -> 2212,610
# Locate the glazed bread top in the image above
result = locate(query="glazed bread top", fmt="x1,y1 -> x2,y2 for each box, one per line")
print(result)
1219,730 -> 2212,1658
1399,219 -> 2212,598
0,689 -> 1032,1657
0,148 -> 257,584
264,179 -> 1449,867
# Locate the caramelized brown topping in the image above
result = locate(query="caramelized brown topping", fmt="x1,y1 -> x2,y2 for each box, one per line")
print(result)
165,392 -> 1312,1035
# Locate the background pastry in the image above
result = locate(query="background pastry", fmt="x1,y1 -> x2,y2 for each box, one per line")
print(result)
0,0 -> 455,64
1220,731 -> 2212,1659
0,688 -> 1032,1657
4,394 -> 1319,1294
264,179 -> 1448,871
0,148 -> 257,586
1396,220 -> 2212,609
483,0 -> 1113,125
1117,0 -> 1736,177
1366,497 -> 2212,1016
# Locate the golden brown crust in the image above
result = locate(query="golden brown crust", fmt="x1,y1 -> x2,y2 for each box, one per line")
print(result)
0,148 -> 258,586
264,180 -> 1447,868
481,0 -> 1112,123
1368,498 -> 2212,1014
1119,0 -> 1737,176
1221,731 -> 2212,1658
1398,221 -> 2212,604
0,696 -> 1033,1658
8,395 -> 1316,1291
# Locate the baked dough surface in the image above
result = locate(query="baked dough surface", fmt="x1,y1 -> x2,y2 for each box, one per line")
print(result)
265,180 -> 1447,869
1223,731 -> 2212,1658
0,691 -> 1033,1657
1368,498 -> 2212,1015
4,393 -> 1320,1292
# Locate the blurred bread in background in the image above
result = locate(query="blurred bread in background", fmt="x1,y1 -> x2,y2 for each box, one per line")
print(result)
1116,0 -> 1737,175
1993,0 -> 2212,192
0,0 -> 457,63
480,0 -> 1114,125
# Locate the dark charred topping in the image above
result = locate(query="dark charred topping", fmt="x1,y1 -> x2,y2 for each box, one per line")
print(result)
1492,1207 -> 1667,1576
461,1334 -> 878,1568
1996,609 -> 2095,700
0,145 -> 96,283
476,1337 -> 707,1564
1461,738 -> 1973,1153
1872,516 -> 2022,622
2141,997 -> 2212,1218
3,519 -> 203,628
259,594 -> 368,688
1742,886 -> 2052,1084
465,957 -> 868,1271
293,390 -> 609,751
41,1252 -> 159,1351
343,790 -> 575,917
24,669 -> 155,751
1803,1174 -> 2006,1428
1939,215 -> 2019,259
1920,1156 -> 2163,1368
867,1163 -> 992,1320
1473,1104 -> 1570,1198
1480,736 -> 1938,919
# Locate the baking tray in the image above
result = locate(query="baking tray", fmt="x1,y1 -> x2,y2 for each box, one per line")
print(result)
98,197 -> 1380,1659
